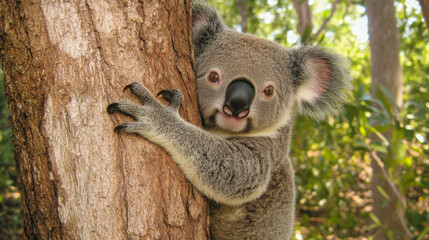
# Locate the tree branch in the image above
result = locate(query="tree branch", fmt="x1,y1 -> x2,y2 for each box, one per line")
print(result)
419,0 -> 429,31
236,0 -> 248,32
370,150 -> 413,238
293,0 -> 312,36
370,151 -> 405,208
313,0 -> 341,40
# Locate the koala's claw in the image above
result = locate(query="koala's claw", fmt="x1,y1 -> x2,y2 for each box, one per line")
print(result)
123,83 -> 135,92
114,125 -> 126,133
113,122 -> 150,135
157,89 -> 184,109
107,103 -> 120,114
157,89 -> 174,101
107,101 -> 143,120
123,82 -> 156,104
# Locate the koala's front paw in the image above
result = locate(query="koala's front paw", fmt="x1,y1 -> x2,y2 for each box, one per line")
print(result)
107,82 -> 183,136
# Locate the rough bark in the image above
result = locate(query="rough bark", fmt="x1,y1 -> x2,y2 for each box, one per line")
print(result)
419,0 -> 429,31
366,0 -> 410,239
0,0 -> 209,239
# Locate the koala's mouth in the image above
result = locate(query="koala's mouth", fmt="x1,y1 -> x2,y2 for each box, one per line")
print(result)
207,109 -> 252,133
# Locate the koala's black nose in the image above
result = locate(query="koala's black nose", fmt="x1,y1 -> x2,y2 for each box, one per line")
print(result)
223,79 -> 255,118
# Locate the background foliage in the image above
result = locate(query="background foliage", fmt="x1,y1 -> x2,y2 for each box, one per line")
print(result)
1,0 -> 428,239
0,66 -> 22,239
208,0 -> 428,239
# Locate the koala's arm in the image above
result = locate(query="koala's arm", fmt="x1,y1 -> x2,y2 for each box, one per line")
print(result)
108,83 -> 273,206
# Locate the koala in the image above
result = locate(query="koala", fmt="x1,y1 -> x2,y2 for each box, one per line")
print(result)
107,2 -> 351,239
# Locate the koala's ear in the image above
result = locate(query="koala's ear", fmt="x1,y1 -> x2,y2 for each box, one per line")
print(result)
192,1 -> 224,57
288,45 -> 352,119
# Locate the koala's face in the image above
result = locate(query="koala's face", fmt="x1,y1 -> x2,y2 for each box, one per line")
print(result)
192,2 -> 351,135
195,29 -> 296,134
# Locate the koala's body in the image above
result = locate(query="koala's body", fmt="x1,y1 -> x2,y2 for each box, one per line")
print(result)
108,2 -> 351,239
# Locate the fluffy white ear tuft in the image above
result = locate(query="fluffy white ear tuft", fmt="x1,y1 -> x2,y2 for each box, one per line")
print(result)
288,45 -> 352,120
296,58 -> 331,104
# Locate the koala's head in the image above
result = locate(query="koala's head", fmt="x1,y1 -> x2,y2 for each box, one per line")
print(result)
192,2 -> 351,136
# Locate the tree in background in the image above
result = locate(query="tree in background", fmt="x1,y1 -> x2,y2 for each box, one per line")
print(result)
0,67 -> 20,238
209,0 -> 428,239
366,0 -> 411,238
0,0 -> 209,239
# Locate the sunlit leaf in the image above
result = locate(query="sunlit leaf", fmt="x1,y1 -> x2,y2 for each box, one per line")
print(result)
369,212 -> 381,225
369,143 -> 388,154
376,185 -> 391,202
417,226 -> 429,240
366,125 -> 389,146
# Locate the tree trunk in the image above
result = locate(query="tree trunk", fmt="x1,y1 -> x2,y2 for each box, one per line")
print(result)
419,0 -> 429,31
366,0 -> 410,239
0,0 -> 209,239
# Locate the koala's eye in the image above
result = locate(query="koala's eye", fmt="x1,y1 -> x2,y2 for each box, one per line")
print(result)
208,71 -> 219,83
263,86 -> 274,96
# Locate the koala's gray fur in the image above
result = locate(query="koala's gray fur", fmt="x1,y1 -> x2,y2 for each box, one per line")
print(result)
108,2 -> 351,239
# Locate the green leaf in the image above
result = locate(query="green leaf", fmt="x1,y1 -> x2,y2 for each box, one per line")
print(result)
411,145 -> 423,154
344,104 -> 358,122
300,26 -> 312,43
359,96 -> 385,109
369,212 -> 381,225
379,85 -> 398,111
374,84 -> 398,120
369,143 -> 388,154
366,125 -> 389,146
386,229 -> 394,240
376,185 -> 391,202
403,157 -> 412,168
354,140 -> 370,151
358,104 -> 381,114
359,125 -> 366,138
356,84 -> 366,100
417,226 -> 429,240
381,198 -> 389,208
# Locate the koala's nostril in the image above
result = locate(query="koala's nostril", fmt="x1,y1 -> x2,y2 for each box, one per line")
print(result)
223,105 -> 233,116
237,109 -> 249,119
223,105 -> 249,119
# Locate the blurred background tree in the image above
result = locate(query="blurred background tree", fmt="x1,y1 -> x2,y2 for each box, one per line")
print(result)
0,66 -> 22,239
1,0 -> 428,239
208,0 -> 428,239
